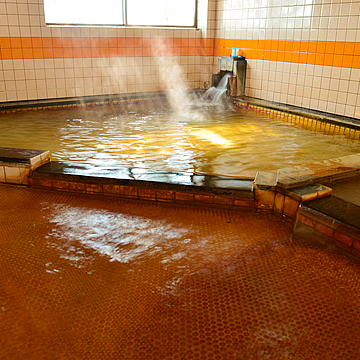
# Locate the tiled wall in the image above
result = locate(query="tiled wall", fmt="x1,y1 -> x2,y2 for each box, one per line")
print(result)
0,0 -> 216,103
215,0 -> 360,119
1,0 -> 360,122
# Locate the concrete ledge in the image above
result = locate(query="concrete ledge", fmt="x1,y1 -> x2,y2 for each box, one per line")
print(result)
284,183 -> 332,202
277,154 -> 360,189
29,161 -> 256,211
296,204 -> 360,257
0,147 -> 50,185
303,195 -> 360,230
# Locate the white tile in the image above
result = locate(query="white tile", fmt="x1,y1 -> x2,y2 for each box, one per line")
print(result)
347,93 -> 357,106
329,78 -> 340,91
335,103 -> 346,115
4,166 -> 22,184
337,91 -> 347,105
344,105 -> 355,118
0,166 -> 5,182
346,29 -> 357,42
19,167 -> 30,185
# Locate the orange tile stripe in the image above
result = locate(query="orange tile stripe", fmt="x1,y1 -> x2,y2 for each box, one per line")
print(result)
215,39 -> 360,69
0,37 -> 215,59
1,37 -> 359,69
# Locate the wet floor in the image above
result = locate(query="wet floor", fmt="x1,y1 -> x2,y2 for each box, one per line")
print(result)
1,184 -> 360,359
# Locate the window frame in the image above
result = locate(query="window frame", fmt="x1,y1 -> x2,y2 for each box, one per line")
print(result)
44,0 -> 198,28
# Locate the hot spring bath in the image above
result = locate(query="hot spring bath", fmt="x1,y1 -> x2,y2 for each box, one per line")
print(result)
1,99 -> 360,178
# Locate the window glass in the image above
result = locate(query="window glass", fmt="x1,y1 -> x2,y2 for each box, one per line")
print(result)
44,0 -> 196,27
44,0 -> 123,25
127,0 -> 196,26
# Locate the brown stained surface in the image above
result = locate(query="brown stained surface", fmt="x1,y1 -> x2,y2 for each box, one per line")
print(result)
1,184 -> 360,360
331,178 -> 360,207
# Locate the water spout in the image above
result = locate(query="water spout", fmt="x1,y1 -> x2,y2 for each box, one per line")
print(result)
202,73 -> 232,105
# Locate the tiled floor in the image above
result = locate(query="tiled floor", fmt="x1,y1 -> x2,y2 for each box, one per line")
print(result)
1,184 -> 360,360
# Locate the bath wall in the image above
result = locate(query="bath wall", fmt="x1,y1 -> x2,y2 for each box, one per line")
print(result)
2,0 -> 360,123
214,0 -> 360,120
0,0 -> 216,104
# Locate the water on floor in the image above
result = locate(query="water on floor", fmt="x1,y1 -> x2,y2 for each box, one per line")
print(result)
1,184 -> 360,359
1,100 -> 360,177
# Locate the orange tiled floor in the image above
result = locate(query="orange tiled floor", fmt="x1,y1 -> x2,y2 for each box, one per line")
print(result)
1,184 -> 360,360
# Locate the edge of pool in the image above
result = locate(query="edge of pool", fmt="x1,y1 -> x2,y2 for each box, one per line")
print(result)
236,96 -> 360,132
1,92 -> 360,260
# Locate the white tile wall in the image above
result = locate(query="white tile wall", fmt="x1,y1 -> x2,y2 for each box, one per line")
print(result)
1,0 -> 360,120
216,0 -> 360,118
0,0 -> 215,104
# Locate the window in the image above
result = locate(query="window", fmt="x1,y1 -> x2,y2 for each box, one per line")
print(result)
127,0 -> 196,27
44,0 -> 197,27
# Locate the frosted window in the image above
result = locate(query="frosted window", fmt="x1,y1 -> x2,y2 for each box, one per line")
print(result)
44,0 -> 124,25
127,0 -> 196,26
43,0 -> 196,27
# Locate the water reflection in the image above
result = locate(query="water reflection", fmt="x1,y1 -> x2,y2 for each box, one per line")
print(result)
1,102 -> 360,176
46,203 -> 191,267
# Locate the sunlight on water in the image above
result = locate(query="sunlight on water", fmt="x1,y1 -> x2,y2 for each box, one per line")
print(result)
1,100 -> 360,176
189,128 -> 235,148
